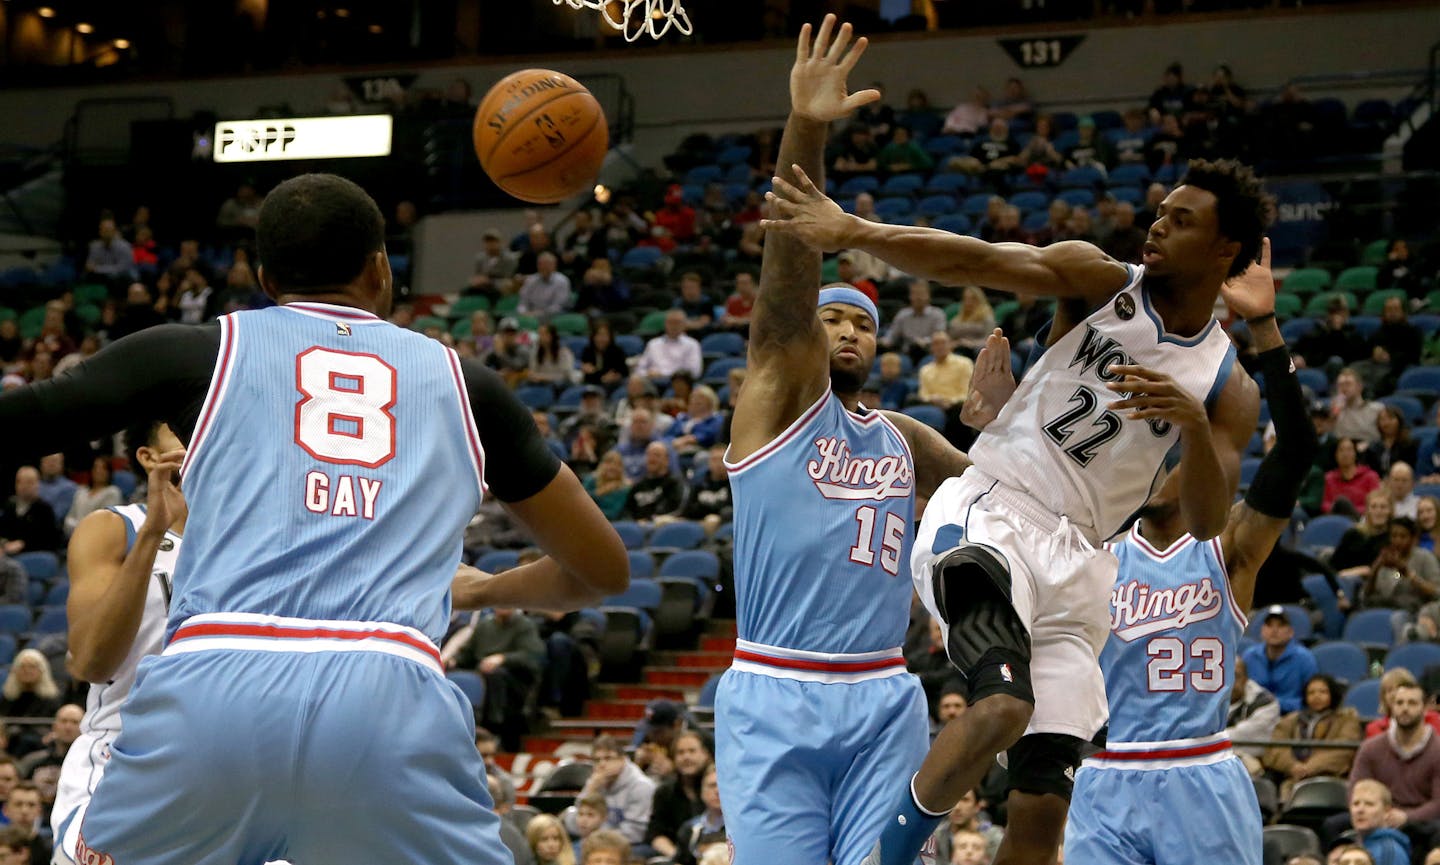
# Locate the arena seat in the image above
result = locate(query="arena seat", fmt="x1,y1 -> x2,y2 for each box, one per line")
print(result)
1342,678 -> 1383,717
13,551 -> 58,582
32,605 -> 66,635
1397,366 -> 1440,394
879,174 -> 924,197
626,552 -> 656,582
1279,777 -> 1350,832
917,195 -> 959,217
596,607 -> 651,674
446,670 -> 486,708
649,522 -> 707,552
901,405 -> 945,431
1384,642 -> 1440,675
1301,574 -> 1346,640
475,550 -> 520,574
658,551 -> 720,590
1239,457 -> 1262,488
515,385 -> 555,410
932,214 -> 973,235
0,635 -> 15,667
1342,609 -> 1394,651
1252,777 -> 1279,823
0,606 -> 28,635
615,334 -> 645,356
1262,824 -> 1322,865
1294,367 -> 1329,396
1107,164 -> 1151,186
923,173 -> 971,195
697,673 -> 722,709
700,332 -> 745,358
654,578 -> 701,640
1310,640 -> 1367,684
1299,515 -> 1354,552
610,521 -> 647,550
1380,394 -> 1424,426
43,581 -> 68,606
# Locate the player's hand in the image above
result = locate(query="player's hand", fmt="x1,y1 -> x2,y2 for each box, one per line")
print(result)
761,165 -> 853,252
141,448 -> 186,537
1219,238 -> 1274,322
1106,365 -> 1208,434
789,15 -> 881,124
961,329 -> 1016,431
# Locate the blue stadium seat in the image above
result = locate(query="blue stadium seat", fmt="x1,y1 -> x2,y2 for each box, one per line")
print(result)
649,522 -> 707,551
1022,211 -> 1050,233
1396,366 -> 1440,394
659,550 -> 720,584
43,582 -> 68,606
605,577 -> 662,610
1311,641 -> 1368,684
447,670 -> 486,708
1108,164 -> 1151,186
703,357 -> 746,385
1154,162 -> 1185,184
901,405 -> 945,431
1091,110 -> 1123,130
923,135 -> 964,157
1245,431 -> 1265,457
1351,316 -> 1381,340
1107,186 -> 1144,207
716,146 -> 752,166
1245,604 -> 1311,642
616,334 -> 645,357
1057,189 -> 1095,209
628,551 -> 656,580
838,176 -> 880,197
1059,166 -> 1104,189
1343,678 -> 1382,717
515,386 -> 554,410
961,193 -> 994,216
0,635 -> 14,667
700,332 -> 745,358
685,165 -> 723,185
932,214 -> 973,235
1416,429 -> 1439,471
0,606 -> 27,635
14,551 -> 59,583
620,246 -> 664,270
1301,574 -> 1345,640
1381,395 -> 1425,427
25,582 -> 42,607
1300,515 -> 1355,550
32,605 -> 66,635
1009,191 -> 1049,212
880,174 -> 924,196
1281,319 -> 1317,343
713,522 -> 734,543
917,195 -> 959,217
1342,609 -> 1395,649
875,197 -> 915,220
697,673 -> 722,709
1295,368 -> 1330,397
923,173 -> 971,195
610,521 -> 647,550
1411,315 -> 1440,337
1240,458 -> 1262,488
475,550 -> 520,573
1384,642 -> 1440,675
555,385 -> 587,410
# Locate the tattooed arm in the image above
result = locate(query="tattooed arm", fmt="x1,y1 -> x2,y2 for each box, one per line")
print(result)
728,16 -> 880,463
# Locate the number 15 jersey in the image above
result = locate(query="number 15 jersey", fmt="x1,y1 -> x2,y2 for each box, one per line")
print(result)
174,302 -> 492,645
968,265 -> 1236,545
724,391 -> 915,655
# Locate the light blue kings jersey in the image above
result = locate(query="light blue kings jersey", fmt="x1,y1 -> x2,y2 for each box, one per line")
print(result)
175,302 -> 486,644
968,265 -> 1236,544
724,391 -> 915,654
1102,525 -> 1247,743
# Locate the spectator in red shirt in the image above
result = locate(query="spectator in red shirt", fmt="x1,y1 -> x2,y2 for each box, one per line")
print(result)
721,271 -> 757,332
654,186 -> 696,243
836,253 -> 878,303
132,226 -> 159,268
1326,437 -> 1383,516
1366,669 -> 1440,739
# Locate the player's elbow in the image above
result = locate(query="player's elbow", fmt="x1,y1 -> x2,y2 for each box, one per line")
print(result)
66,646 -> 119,684
1185,508 -> 1228,542
587,535 -> 630,598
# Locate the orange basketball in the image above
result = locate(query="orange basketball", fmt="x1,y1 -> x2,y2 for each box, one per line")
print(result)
474,69 -> 609,204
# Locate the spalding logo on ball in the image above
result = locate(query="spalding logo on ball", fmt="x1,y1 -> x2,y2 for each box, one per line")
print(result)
474,69 -> 609,205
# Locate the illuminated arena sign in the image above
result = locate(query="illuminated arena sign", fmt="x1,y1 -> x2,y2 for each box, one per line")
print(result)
213,115 -> 393,163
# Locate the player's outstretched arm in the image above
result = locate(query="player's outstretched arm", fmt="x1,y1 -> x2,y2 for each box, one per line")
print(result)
730,15 -> 880,463
1219,241 -> 1317,608
66,449 -> 185,683
762,172 -> 1128,303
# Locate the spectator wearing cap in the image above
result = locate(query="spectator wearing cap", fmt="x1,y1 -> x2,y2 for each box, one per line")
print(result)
1242,606 -> 1318,714
518,253 -> 572,317
471,229 -> 519,299
1330,682 -> 1440,850
581,319 -> 628,388
882,280 -> 947,365
1296,301 -> 1367,373
636,311 -> 702,381
632,699 -> 689,752
674,273 -> 715,336
655,186 -> 697,244
484,318 -> 534,388
623,442 -> 687,523
835,254 -> 879,304
1261,674 -> 1361,801
720,271 -> 758,333
1228,656 -> 1281,778
577,735 -> 657,845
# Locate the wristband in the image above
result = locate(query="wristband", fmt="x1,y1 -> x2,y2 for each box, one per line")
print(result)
1245,312 -> 1277,327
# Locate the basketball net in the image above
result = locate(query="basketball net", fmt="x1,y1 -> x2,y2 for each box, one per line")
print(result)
554,0 -> 692,42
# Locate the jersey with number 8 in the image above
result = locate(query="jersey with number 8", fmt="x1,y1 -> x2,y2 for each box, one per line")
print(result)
724,391 -> 915,655
175,303 -> 486,644
1100,525 -> 1247,744
967,264 -> 1235,545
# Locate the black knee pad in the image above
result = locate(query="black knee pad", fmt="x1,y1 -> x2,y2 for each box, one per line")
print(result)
1006,733 -> 1086,802
932,546 -> 1033,704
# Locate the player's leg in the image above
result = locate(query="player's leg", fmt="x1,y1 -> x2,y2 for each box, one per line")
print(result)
50,731 -> 104,865
829,676 -> 930,865
991,736 -> 1084,865
76,653 -> 291,865
287,653 -> 509,865
1061,768 -> 1151,865
714,670 -> 834,865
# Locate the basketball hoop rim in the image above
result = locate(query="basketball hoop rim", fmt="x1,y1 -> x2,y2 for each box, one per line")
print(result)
553,0 -> 693,42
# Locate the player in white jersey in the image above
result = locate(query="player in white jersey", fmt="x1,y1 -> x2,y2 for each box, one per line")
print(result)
764,160 -> 1270,864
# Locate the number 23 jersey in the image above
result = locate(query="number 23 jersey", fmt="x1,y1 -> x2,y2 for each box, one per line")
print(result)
968,265 -> 1236,545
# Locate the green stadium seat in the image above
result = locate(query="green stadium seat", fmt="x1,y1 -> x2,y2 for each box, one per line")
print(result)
551,312 -> 590,336
1273,293 -> 1302,319
494,295 -> 520,315
0,308 -> 14,323
1362,289 -> 1407,316
1281,268 -> 1332,296
450,295 -> 490,316
412,316 -> 447,333
18,306 -> 45,340
75,304 -> 102,326
73,284 -> 109,306
1360,239 -> 1390,268
514,315 -> 539,332
943,302 -> 960,319
637,310 -> 669,337
1335,266 -> 1378,294
451,318 -> 473,339
1304,291 -> 1359,317
992,300 -> 1019,325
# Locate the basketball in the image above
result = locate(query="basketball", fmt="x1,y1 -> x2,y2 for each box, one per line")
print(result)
474,69 -> 609,204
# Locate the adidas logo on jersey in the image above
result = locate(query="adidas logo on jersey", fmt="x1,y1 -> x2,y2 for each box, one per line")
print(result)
1110,577 -> 1223,641
806,436 -> 913,501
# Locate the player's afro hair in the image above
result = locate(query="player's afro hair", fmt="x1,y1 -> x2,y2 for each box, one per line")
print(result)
256,173 -> 385,293
1178,159 -> 1273,279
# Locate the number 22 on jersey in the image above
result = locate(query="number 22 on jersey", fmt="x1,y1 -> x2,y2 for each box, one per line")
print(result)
294,347 -> 395,519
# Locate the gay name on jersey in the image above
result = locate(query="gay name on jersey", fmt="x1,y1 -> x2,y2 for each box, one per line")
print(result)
303,470 -> 383,519
806,436 -> 912,501
1110,577 -> 1223,642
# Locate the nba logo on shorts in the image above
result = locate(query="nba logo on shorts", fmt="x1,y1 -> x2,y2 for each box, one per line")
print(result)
919,831 -> 939,865
1000,664 -> 1014,683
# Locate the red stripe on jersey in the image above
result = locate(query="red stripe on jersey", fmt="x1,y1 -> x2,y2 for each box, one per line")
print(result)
1093,738 -> 1232,761
171,622 -> 443,666
733,649 -> 907,673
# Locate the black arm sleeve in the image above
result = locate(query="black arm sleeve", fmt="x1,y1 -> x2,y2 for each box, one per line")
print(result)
1244,346 -> 1320,519
458,358 -> 562,503
0,324 -> 218,460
